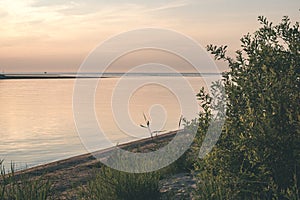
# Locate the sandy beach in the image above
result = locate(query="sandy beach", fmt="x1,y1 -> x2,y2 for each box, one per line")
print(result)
14,131 -> 195,199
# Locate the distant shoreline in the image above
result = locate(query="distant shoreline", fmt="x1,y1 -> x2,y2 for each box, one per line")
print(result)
0,72 -> 220,79
0,74 -> 111,79
0,75 -> 109,79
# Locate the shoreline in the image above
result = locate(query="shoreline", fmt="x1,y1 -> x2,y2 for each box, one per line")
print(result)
9,130 -> 196,199
19,130 -> 178,175
0,75 -> 110,79
16,130 -> 179,199
0,72 -> 218,80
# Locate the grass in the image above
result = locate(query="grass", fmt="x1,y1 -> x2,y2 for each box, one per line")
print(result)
78,166 -> 161,200
0,160 -> 52,200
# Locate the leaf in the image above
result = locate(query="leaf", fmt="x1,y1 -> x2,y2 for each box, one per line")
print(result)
178,115 -> 183,128
143,112 -> 147,122
140,124 -> 147,128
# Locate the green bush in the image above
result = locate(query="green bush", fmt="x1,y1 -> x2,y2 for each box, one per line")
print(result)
78,166 -> 161,200
194,16 -> 300,199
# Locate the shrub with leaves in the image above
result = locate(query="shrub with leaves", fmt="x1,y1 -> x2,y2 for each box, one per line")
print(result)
194,16 -> 300,199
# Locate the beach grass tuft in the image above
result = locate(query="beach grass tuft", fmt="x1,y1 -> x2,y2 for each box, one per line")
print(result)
0,160 -> 52,200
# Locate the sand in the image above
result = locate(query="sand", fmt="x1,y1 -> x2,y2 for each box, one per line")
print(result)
15,131 -> 195,199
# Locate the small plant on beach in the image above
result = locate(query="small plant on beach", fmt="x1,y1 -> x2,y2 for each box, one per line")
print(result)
140,113 -> 183,139
140,112 -> 152,138
140,112 -> 167,139
0,161 -> 52,200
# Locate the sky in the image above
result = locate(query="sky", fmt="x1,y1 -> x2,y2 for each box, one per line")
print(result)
0,0 -> 299,73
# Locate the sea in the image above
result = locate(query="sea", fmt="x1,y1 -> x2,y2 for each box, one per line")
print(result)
0,73 -> 220,170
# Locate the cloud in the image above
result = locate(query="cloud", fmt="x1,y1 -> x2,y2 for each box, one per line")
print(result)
31,0 -> 73,7
0,8 -> 8,18
30,0 -> 93,15
146,1 -> 189,12
0,0 -> 195,50
0,35 -> 47,47
29,0 -> 192,16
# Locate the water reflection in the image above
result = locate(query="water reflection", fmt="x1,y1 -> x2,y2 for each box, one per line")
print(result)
0,77 -> 205,170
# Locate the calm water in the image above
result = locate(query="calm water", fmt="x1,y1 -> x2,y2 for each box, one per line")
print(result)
0,77 -> 210,170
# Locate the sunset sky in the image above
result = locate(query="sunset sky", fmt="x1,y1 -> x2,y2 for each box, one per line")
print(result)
0,0 -> 299,73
